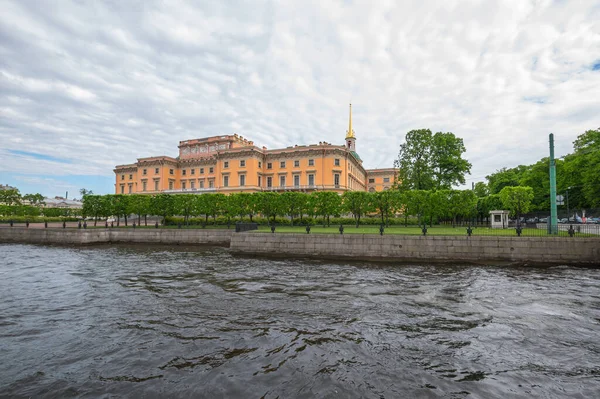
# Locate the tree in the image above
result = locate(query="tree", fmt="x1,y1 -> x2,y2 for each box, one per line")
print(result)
280,192 -> 306,225
23,193 -> 45,206
151,193 -> 175,225
435,190 -> 477,226
174,194 -> 195,225
312,191 -> 342,226
403,190 -> 432,225
473,182 -> 489,198
476,194 -> 502,223
0,188 -> 22,206
342,191 -> 372,227
370,190 -> 399,226
129,194 -> 152,226
110,195 -> 130,226
395,129 -> 471,190
82,195 -> 105,226
499,186 -> 534,222
430,132 -> 472,189
80,188 -> 93,197
256,192 -> 282,224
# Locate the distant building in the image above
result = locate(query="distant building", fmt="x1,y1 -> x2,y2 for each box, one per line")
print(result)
0,184 -> 17,191
43,197 -> 83,209
114,105 -> 398,195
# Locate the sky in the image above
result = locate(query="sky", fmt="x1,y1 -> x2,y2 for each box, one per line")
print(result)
1,0 -> 599,198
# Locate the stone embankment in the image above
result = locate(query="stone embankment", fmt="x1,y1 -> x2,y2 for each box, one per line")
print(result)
0,227 -> 232,246
230,233 -> 600,266
1,228 -> 599,266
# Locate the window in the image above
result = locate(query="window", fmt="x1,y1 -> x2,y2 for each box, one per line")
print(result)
383,177 -> 390,183
334,173 -> 340,187
169,169 -> 174,175
294,160 -> 299,167
209,180 -> 214,188
154,180 -> 159,191
200,180 -> 204,189
169,181 -> 173,190
142,181 -> 147,191
258,176 -> 262,187
182,169 -> 187,176
120,185 -> 124,194
369,178 -> 375,183
190,180 -> 195,189
280,175 -> 286,187
224,161 -> 229,168
240,160 -> 246,167
369,187 -> 375,192
239,175 -> 245,186
223,175 -> 229,187
182,181 -> 186,190
280,161 -> 286,168
128,184 -> 132,194
294,175 -> 300,187
129,174 -> 133,180
209,167 -> 214,174
155,168 -> 159,174
191,169 -> 195,175
258,161 -> 262,168
200,168 -> 204,174
143,169 -> 147,175
267,162 -> 272,169
334,159 -> 340,166
308,174 -> 314,186
308,159 -> 314,166
267,176 -> 272,188
121,175 -> 124,180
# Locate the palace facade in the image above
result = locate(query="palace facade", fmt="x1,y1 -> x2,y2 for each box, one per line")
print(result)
114,105 -> 397,195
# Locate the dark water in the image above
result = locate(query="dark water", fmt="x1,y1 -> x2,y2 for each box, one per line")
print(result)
1,244 -> 599,398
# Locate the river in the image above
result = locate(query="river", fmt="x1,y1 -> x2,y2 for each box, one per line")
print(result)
0,244 -> 598,398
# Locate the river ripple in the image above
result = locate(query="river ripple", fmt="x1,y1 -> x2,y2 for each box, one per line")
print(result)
0,243 -> 599,398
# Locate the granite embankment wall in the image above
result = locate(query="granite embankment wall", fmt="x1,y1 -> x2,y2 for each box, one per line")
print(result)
0,228 -> 232,246
2,228 -> 599,266
230,233 -> 600,266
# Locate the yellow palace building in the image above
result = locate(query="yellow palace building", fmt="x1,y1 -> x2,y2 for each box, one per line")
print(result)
114,105 -> 397,195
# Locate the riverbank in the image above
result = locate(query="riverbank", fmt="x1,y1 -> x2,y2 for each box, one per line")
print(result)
1,227 -> 599,266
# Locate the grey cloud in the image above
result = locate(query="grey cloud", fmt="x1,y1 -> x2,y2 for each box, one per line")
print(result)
1,0 -> 599,193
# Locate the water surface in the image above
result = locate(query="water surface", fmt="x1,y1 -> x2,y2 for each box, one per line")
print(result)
1,244 -> 599,398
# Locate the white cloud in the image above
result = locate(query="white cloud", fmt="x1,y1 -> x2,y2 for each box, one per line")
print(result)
0,0 -> 599,194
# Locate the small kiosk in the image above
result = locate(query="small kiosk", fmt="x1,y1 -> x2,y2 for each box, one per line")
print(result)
490,210 -> 510,229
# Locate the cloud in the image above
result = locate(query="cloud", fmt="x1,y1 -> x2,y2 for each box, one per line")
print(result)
0,0 -> 599,196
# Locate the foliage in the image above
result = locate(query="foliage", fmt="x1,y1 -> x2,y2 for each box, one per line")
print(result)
312,191 -> 342,226
395,129 -> 471,190
342,191 -> 372,227
499,186 -> 534,218
0,188 -> 22,206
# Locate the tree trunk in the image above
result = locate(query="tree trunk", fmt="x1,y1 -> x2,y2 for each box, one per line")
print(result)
144,215 -> 147,226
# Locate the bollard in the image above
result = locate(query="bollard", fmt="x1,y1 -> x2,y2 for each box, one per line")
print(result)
26,220 -> 29,228
78,221 -> 81,229
379,224 -> 384,236
133,222 -> 136,229
178,223 -> 181,229
271,225 -> 276,233
339,224 -> 344,235
83,221 -> 87,229
306,225 -> 311,234
516,226 -> 522,237
105,221 -> 108,228
10,220 -> 13,227
45,221 -> 48,228
63,221 -> 66,229
466,226 -> 473,236
111,221 -> 114,228
568,225 -> 575,237
422,224 -> 427,236
155,221 -> 159,228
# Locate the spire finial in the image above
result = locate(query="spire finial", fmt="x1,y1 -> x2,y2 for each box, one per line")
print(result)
346,103 -> 355,139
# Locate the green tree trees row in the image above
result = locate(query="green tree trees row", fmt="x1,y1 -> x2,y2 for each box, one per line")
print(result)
81,189 -> 480,227
481,128 -> 600,211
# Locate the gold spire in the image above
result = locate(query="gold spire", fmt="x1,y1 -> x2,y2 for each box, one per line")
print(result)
345,103 -> 355,139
